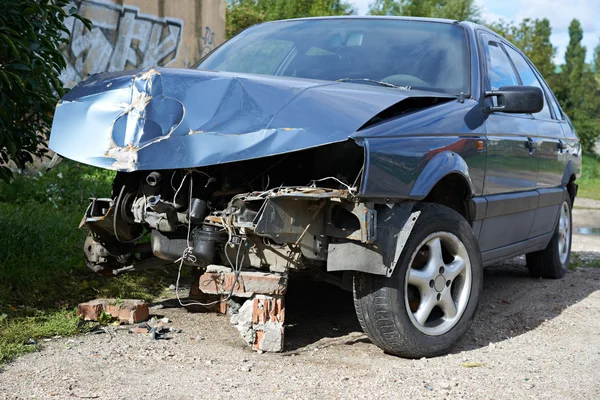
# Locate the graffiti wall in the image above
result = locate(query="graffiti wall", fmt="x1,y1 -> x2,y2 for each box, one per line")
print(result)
60,0 -> 225,87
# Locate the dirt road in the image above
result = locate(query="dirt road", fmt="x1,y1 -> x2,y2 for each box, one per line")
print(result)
1,203 -> 599,399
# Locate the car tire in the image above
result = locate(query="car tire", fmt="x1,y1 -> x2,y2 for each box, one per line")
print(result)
353,203 -> 483,358
526,195 -> 572,279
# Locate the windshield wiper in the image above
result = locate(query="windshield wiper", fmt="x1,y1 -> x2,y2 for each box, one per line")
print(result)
335,78 -> 411,90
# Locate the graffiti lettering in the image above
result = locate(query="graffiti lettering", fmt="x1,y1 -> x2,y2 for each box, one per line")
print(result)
60,0 -> 184,87
199,26 -> 216,58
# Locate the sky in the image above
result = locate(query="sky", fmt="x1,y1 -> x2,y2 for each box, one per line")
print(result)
348,0 -> 600,64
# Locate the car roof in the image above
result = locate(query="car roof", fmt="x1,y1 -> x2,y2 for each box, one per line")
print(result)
260,16 -> 501,39
272,15 -> 459,24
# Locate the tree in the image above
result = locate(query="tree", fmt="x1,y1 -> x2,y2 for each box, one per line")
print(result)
368,0 -> 480,22
368,0 -> 403,15
0,0 -> 90,182
226,1 -> 267,39
226,0 -> 355,39
563,19 -> 586,111
560,19 -> 600,153
594,39 -> 600,85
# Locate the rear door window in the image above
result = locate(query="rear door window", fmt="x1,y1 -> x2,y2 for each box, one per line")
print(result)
504,46 -> 552,119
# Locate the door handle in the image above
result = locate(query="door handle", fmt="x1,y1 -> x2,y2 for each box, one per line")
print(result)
526,137 -> 536,153
557,140 -> 564,152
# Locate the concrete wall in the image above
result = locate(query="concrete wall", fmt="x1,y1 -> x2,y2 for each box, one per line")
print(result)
60,0 -> 226,87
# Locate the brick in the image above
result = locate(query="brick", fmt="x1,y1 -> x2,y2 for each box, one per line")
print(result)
252,295 -> 285,324
77,299 -> 104,321
105,299 -> 149,324
251,295 -> 285,352
187,281 -> 228,314
198,270 -> 287,298
77,299 -> 149,324
230,295 -> 285,352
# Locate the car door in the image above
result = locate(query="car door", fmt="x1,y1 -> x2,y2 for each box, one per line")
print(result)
503,45 -> 566,238
478,34 -> 540,254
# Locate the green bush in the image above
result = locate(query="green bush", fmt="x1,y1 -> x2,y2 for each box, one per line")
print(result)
0,160 -> 115,208
0,0 -> 90,182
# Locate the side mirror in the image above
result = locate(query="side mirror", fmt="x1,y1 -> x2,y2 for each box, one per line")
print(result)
484,86 -> 544,114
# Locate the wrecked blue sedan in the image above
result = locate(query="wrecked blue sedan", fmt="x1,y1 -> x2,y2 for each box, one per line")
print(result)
49,17 -> 581,357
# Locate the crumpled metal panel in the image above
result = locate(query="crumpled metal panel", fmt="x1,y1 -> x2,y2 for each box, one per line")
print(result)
49,67 -> 454,172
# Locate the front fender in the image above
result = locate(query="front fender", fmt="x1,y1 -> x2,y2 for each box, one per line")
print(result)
409,151 -> 475,199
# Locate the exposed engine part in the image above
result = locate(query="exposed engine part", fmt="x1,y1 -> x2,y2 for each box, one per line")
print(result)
146,171 -> 161,186
81,141 -> 417,277
189,198 -> 208,224
151,227 -> 227,267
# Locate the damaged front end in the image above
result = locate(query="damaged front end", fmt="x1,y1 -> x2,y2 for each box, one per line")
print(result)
81,141 -> 400,278
51,67 -> 438,279
81,142 -> 419,284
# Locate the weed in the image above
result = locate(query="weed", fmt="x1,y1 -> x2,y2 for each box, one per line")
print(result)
97,310 -> 114,326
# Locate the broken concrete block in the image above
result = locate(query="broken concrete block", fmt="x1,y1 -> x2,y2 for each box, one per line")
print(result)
230,295 -> 285,352
77,299 -> 104,321
104,299 -> 149,324
230,299 -> 255,345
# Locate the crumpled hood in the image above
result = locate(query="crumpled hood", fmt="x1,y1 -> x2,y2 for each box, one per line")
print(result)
49,67 -> 455,171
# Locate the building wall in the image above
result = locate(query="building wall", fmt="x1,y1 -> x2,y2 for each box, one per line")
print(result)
60,0 -> 226,87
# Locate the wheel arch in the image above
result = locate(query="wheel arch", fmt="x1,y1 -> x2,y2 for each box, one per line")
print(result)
410,151 -> 475,222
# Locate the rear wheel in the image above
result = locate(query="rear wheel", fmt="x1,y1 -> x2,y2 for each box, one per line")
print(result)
526,196 -> 572,279
353,203 -> 483,358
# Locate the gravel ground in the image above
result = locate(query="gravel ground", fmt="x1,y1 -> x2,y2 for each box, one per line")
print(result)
1,204 -> 599,399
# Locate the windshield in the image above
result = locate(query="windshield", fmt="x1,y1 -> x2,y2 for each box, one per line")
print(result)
196,18 -> 470,95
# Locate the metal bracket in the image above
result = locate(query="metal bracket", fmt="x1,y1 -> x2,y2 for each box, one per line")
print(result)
386,210 -> 421,277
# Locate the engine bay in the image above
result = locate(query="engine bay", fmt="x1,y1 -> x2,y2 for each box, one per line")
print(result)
82,141 -> 373,277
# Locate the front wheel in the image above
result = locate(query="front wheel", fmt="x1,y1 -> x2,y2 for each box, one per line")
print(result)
526,195 -> 572,279
353,203 -> 483,358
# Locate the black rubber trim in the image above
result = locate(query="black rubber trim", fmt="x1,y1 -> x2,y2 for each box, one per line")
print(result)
481,232 -> 553,266
471,197 -> 487,220
537,187 -> 566,208
484,190 -> 539,218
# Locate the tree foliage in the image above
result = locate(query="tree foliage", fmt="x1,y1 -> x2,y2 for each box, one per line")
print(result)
368,0 -> 480,22
0,0 -> 90,182
559,20 -> 600,153
226,0 -> 355,39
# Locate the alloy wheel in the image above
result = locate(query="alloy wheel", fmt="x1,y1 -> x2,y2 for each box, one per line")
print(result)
404,232 -> 472,336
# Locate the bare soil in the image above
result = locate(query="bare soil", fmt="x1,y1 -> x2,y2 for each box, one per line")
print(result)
1,207 -> 599,400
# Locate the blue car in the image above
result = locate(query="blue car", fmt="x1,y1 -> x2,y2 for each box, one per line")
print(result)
49,16 -> 581,357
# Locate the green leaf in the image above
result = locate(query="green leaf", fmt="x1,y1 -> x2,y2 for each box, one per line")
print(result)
0,71 -> 13,91
6,64 -> 31,72
22,7 -> 37,15
0,34 -> 19,57
6,71 -> 26,91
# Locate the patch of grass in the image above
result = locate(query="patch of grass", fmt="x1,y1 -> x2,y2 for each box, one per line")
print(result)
569,252 -> 600,270
568,253 -> 582,270
577,153 -> 600,200
0,310 -> 80,364
0,163 -> 175,365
